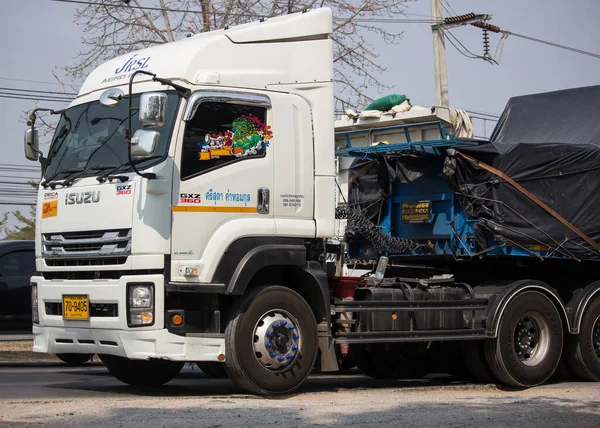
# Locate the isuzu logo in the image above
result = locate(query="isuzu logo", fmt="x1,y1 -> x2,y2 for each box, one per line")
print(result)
65,191 -> 101,205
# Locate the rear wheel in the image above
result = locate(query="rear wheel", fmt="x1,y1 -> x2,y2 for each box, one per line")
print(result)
56,353 -> 93,366
485,291 -> 563,387
461,341 -> 497,383
566,295 -> 600,381
224,286 -> 318,395
99,354 -> 184,387
350,343 -> 429,380
196,362 -> 228,378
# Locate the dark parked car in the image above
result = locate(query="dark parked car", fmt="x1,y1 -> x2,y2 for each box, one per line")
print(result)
0,240 -> 35,334
0,240 -> 92,365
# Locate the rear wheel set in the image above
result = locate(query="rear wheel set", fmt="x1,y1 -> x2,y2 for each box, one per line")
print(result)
566,295 -> 600,381
484,291 -> 563,387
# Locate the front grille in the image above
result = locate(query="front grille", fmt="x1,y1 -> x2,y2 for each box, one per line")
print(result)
43,229 -> 131,266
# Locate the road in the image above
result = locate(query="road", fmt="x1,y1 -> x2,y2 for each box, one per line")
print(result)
1,364 -> 599,427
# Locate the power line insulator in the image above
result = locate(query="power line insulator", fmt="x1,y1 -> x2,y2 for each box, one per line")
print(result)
471,21 -> 501,33
443,12 -> 476,25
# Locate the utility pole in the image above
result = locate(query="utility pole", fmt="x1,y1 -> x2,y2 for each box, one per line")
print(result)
431,0 -> 449,107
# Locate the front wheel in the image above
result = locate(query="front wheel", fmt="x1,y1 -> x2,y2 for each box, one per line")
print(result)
224,286 -> 318,395
485,291 -> 563,387
99,354 -> 184,387
196,362 -> 228,378
56,353 -> 93,366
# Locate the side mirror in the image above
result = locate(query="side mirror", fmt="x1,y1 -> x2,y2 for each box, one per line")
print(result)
139,92 -> 167,128
24,128 -> 39,161
130,129 -> 160,159
99,88 -> 124,108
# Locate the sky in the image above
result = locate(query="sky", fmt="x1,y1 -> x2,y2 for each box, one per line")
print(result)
1,0 -> 600,235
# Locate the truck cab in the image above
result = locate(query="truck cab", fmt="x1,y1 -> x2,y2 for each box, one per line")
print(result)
27,8 -> 336,394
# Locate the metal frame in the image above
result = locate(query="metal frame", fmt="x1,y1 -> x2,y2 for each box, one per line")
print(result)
335,121 -> 479,158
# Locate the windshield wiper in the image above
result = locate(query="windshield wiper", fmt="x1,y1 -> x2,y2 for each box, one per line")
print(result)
63,165 -> 115,187
97,155 -> 163,183
41,168 -> 83,189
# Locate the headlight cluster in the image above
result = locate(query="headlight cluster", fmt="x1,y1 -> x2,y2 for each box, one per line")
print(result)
127,284 -> 154,327
31,284 -> 39,324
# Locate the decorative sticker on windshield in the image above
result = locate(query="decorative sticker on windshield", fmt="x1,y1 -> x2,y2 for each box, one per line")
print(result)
42,201 -> 58,219
197,114 -> 272,161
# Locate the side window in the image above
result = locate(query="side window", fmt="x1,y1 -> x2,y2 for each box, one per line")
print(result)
181,102 -> 272,179
0,251 -> 35,277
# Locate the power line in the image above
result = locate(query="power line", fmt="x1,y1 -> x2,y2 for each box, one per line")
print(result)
0,77 -> 67,87
50,0 -> 440,23
0,94 -> 73,103
0,87 -> 77,96
505,31 -> 600,60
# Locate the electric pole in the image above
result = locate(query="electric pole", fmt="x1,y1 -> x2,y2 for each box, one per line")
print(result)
431,0 -> 449,107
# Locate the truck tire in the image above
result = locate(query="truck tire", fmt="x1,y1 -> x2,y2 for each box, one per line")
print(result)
566,295 -> 600,381
99,354 -> 184,387
461,341 -> 497,384
56,353 -> 94,366
350,343 -> 428,380
223,286 -> 318,395
196,362 -> 228,378
484,291 -> 563,387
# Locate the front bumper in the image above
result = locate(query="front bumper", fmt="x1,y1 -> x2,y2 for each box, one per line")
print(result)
32,325 -> 225,361
31,273 -> 225,361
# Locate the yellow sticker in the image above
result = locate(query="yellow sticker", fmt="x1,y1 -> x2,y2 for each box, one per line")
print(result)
401,201 -> 431,223
42,201 -> 58,218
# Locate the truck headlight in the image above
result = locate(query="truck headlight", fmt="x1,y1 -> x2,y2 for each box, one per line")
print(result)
131,286 -> 153,308
127,284 -> 154,327
31,284 -> 39,324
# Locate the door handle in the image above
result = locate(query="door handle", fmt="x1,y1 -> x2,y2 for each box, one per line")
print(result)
257,188 -> 270,214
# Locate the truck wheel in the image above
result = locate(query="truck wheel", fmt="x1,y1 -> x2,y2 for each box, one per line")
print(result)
485,291 -> 563,387
224,286 -> 318,395
566,295 -> 600,381
56,353 -> 94,366
196,362 -> 228,378
461,341 -> 497,383
350,343 -> 428,380
99,354 -> 184,387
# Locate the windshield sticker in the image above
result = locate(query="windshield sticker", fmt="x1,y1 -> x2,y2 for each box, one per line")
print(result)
42,201 -> 58,219
197,114 -> 272,160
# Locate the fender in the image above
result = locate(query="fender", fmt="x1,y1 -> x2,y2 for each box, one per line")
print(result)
483,280 -> 571,337
211,237 -> 306,293
567,280 -> 600,334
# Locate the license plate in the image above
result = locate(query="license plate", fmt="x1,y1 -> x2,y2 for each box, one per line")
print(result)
63,295 -> 89,320
401,201 -> 431,223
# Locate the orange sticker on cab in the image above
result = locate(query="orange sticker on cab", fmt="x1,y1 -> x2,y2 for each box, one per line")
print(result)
42,201 -> 58,218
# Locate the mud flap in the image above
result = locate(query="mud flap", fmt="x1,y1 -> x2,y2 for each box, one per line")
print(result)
317,321 -> 339,372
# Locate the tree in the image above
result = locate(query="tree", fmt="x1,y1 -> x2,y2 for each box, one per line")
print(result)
1,181 -> 37,241
1,208 -> 36,241
60,0 -> 412,110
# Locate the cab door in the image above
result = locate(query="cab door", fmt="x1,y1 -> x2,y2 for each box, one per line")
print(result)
171,91 -> 274,282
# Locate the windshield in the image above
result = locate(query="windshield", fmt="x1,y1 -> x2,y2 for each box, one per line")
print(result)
43,92 -> 180,180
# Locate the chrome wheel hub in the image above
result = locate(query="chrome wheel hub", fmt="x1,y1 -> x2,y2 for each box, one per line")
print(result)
514,312 -> 550,366
253,310 -> 301,371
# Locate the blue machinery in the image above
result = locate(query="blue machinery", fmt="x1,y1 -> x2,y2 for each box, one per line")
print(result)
335,120 -> 561,261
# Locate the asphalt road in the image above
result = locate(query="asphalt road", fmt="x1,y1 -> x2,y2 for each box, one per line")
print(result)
1,364 -> 600,427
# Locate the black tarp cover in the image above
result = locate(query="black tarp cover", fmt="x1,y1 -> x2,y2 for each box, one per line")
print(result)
451,85 -> 600,259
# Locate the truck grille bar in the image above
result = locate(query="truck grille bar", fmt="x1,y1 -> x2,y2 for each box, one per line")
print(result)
42,229 -> 131,266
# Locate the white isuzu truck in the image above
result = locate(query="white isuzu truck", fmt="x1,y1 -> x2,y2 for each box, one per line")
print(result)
24,7 -> 600,395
